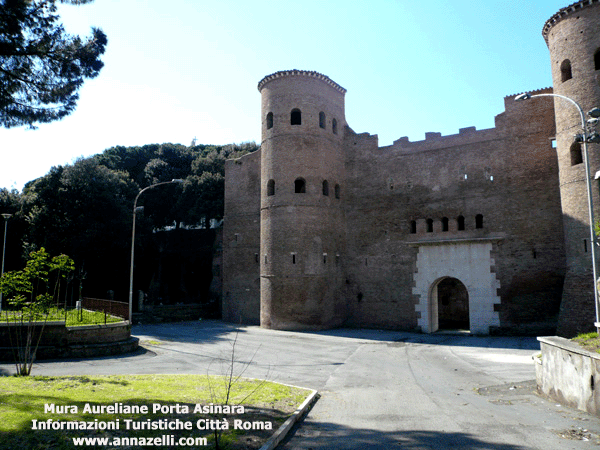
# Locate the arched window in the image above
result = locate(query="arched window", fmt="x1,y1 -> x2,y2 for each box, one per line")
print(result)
334,184 -> 340,199
410,220 -> 417,234
475,214 -> 483,229
266,112 -> 273,130
441,217 -> 449,232
267,179 -> 275,196
426,219 -> 433,233
319,112 -> 326,129
332,119 -> 338,135
457,215 -> 465,231
295,178 -> 306,193
291,109 -> 301,125
561,59 -> 572,82
571,141 -> 583,165
595,48 -> 600,71
322,180 -> 329,196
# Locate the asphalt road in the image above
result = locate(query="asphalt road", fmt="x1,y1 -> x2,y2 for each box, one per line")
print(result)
2,320 -> 599,449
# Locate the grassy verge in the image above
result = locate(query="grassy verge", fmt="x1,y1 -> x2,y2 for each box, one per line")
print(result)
572,332 -> 600,353
1,308 -> 123,326
0,374 -> 310,449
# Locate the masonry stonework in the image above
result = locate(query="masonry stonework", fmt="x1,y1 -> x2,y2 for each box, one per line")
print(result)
543,0 -> 600,337
222,1 -> 600,336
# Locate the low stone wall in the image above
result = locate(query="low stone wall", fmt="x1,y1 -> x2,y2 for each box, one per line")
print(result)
0,321 -> 137,361
536,336 -> 600,416
133,304 -> 204,324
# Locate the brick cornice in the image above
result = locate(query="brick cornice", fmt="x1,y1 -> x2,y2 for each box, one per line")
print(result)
257,70 -> 347,94
542,0 -> 600,45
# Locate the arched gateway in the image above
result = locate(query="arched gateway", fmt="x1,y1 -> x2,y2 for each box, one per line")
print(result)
435,277 -> 469,330
412,240 -> 501,334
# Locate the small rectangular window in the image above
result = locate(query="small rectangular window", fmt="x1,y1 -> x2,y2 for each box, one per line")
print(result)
323,253 -> 328,264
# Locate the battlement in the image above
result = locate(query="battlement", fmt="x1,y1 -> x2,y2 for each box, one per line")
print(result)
257,70 -> 347,94
387,125 -> 498,154
542,0 -> 600,44
505,86 -> 553,99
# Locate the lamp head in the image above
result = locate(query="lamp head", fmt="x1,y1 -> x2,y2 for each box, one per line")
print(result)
171,179 -> 184,184
1,213 -> 12,220
515,93 -> 531,101
588,131 -> 600,144
588,107 -> 600,119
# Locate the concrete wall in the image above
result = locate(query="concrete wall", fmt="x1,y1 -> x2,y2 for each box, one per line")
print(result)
537,336 -> 600,416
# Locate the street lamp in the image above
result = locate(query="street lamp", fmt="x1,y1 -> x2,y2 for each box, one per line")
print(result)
0,213 -> 12,314
128,179 -> 183,324
516,92 -> 600,331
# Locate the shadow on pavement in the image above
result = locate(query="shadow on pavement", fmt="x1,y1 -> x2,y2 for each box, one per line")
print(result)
134,320 -> 540,351
279,421 -> 531,450
132,319 -> 246,344
299,328 -> 540,351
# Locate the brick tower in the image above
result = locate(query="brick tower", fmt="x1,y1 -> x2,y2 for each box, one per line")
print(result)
543,1 -> 600,336
257,70 -> 347,330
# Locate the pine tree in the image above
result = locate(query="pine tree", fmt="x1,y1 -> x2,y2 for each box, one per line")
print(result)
0,0 -> 106,128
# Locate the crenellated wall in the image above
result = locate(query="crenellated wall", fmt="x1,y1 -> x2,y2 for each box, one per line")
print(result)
223,73 -> 566,334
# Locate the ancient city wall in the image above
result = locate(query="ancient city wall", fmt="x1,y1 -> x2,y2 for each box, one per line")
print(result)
342,90 -> 565,333
222,150 -> 261,324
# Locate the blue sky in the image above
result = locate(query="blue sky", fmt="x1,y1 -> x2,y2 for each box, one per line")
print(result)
0,0 -> 572,190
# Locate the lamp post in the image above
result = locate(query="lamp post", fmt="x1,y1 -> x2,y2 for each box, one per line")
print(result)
516,92 -> 600,331
128,179 -> 183,324
0,213 -> 12,314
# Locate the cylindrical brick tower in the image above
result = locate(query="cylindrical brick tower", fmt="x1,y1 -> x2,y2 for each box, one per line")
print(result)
543,1 -> 600,336
257,70 -> 347,330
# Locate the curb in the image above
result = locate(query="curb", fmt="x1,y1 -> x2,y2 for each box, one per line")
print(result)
259,389 -> 320,450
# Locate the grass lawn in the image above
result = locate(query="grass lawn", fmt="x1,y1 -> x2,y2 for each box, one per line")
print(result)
1,308 -> 123,326
0,374 -> 310,449
572,332 -> 600,353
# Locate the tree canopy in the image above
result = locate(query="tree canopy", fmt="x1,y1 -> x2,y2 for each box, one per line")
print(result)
10,141 -> 259,301
0,0 -> 106,128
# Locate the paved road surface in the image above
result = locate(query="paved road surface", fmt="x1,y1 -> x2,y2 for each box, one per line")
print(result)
1,321 -> 598,449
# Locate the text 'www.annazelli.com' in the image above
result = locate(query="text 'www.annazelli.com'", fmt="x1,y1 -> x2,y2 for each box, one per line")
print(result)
72,435 -> 208,447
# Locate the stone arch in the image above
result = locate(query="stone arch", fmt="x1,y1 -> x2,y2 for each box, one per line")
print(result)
412,241 -> 501,334
433,277 -> 470,331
